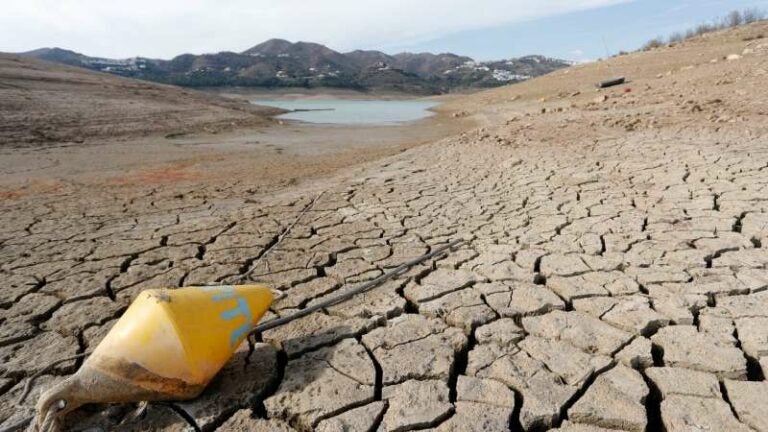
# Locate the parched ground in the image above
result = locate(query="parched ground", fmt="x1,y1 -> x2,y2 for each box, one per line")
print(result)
2,23 -> 768,432
0,53 -> 279,146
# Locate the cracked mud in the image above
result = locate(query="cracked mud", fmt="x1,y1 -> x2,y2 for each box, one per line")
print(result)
3,22 -> 768,432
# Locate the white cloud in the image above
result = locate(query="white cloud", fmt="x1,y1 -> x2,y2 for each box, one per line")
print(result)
0,0 -> 633,58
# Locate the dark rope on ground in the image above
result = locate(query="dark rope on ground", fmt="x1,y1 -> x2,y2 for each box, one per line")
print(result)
251,236 -> 471,334
234,190 -> 326,281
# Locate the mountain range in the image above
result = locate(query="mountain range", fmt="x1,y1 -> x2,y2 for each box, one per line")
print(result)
19,40 -> 571,95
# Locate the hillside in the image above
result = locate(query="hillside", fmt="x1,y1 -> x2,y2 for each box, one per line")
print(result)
18,41 -> 570,94
0,53 -> 279,146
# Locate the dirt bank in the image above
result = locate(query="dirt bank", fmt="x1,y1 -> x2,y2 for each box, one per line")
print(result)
0,53 -> 280,146
0,96 -> 470,197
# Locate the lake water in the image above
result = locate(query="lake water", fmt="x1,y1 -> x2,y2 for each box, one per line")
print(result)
252,99 -> 439,125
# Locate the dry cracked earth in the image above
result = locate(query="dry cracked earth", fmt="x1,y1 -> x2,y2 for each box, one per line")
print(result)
3,23 -> 768,432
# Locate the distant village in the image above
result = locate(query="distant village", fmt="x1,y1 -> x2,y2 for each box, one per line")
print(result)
84,57 -> 150,75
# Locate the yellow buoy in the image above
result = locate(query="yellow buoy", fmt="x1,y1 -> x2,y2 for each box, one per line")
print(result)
34,285 -> 273,424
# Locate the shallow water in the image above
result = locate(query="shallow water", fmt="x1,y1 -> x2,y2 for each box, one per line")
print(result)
252,99 -> 438,125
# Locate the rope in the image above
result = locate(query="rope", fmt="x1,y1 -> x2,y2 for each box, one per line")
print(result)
0,403 -> 60,432
233,190 -> 325,282
29,406 -> 60,432
251,236 -> 469,334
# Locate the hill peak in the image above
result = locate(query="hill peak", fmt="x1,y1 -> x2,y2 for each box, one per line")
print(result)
242,39 -> 294,55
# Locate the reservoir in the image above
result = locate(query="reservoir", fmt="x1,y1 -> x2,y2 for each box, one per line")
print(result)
252,99 -> 439,125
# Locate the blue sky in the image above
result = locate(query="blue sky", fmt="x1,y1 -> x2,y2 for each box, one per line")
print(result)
1,0 -> 767,60
397,0 -> 768,61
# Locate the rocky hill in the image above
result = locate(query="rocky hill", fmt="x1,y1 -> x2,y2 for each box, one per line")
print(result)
18,41 -> 570,94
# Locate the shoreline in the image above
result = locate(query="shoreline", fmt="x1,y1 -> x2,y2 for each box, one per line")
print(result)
207,86 -> 469,101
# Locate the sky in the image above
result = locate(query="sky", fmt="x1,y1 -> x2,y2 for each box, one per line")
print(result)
1,0 -> 767,62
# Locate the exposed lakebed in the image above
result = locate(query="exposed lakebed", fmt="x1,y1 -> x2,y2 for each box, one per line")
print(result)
252,99 -> 439,125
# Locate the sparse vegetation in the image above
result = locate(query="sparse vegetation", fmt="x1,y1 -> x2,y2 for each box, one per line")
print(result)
642,37 -> 665,51
642,8 -> 766,51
